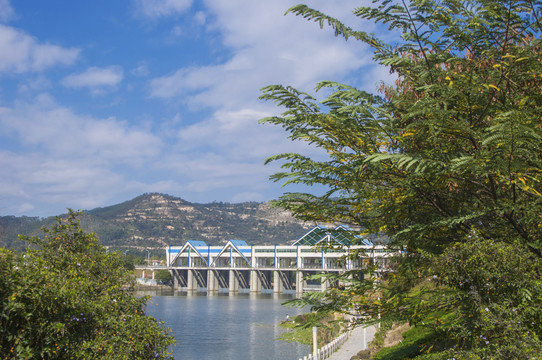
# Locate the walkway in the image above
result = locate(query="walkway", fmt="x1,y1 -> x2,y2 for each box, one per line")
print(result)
327,325 -> 377,360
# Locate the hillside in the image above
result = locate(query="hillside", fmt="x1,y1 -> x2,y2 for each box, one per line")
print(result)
0,193 -> 312,250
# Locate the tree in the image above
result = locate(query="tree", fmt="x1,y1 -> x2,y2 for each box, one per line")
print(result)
154,270 -> 173,286
0,211 -> 174,359
261,0 -> 542,357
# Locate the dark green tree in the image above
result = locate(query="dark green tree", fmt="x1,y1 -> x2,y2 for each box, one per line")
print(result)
0,211 -> 174,359
261,0 -> 542,357
154,270 -> 173,286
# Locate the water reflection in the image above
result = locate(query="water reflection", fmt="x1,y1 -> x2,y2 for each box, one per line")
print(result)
141,291 -> 309,360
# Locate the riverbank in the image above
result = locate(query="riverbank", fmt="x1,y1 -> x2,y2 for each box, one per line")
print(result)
134,284 -> 172,292
280,313 -> 380,360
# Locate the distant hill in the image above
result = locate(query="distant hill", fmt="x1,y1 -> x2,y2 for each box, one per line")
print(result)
0,193 -> 312,251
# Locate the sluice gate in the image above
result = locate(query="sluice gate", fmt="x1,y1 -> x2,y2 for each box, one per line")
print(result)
166,226 -> 396,295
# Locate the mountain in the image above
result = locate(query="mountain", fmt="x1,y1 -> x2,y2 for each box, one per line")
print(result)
0,193 -> 312,251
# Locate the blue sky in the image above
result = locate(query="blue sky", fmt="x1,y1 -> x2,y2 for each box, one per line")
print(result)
0,0 -> 388,217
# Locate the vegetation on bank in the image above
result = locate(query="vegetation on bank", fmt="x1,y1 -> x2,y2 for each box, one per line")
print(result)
0,211 -> 174,359
279,312 -> 344,348
154,270 -> 173,286
263,0 -> 542,358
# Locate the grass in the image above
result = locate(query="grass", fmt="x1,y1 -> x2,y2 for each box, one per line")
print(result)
372,324 -> 438,360
278,312 -> 344,347
370,310 -> 457,360
279,320 -> 314,345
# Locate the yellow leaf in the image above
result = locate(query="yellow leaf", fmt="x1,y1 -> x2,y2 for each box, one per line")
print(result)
488,84 -> 500,91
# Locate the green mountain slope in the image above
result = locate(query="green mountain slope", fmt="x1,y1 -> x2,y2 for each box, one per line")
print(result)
0,193 -> 311,250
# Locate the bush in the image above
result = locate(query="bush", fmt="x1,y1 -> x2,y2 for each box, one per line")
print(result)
429,239 -> 542,358
154,270 -> 173,285
0,211 -> 174,359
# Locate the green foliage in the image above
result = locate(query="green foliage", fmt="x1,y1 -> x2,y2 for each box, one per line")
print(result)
154,270 -> 173,285
427,239 -> 542,358
278,312 -> 343,348
0,216 -> 52,250
0,211 -> 174,359
262,0 -> 542,255
370,240 -> 542,358
262,0 -> 542,358
371,324 -> 441,360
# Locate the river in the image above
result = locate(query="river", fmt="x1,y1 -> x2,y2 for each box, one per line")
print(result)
142,290 -> 310,360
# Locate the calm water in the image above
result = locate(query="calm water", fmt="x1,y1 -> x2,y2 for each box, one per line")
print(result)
143,291 -> 310,360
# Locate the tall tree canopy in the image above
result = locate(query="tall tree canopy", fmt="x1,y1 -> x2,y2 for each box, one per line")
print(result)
261,0 -> 542,358
0,211 -> 174,359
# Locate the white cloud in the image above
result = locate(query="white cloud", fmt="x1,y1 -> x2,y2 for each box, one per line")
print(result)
149,0 -> 372,108
147,0 -> 375,204
158,152 -> 270,192
17,76 -> 52,94
193,11 -> 206,25
131,63 -> 149,76
170,25 -> 183,37
0,96 -> 165,215
135,0 -> 192,18
12,157 -> 128,213
0,95 -> 161,164
0,24 -> 79,74
61,66 -> 124,93
15,203 -> 34,213
151,105 -> 327,203
0,0 -> 15,22
0,1 -> 389,215
175,108 -> 302,159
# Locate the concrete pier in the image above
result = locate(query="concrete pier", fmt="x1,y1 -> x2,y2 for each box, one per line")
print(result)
273,270 -> 283,293
229,270 -> 239,293
207,270 -> 218,293
296,271 -> 304,297
186,269 -> 196,292
250,270 -> 262,293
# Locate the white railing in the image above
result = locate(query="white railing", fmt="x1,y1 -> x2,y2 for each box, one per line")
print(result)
299,331 -> 350,360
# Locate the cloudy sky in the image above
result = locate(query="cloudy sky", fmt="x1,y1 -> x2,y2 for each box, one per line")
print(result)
0,0 -> 387,217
